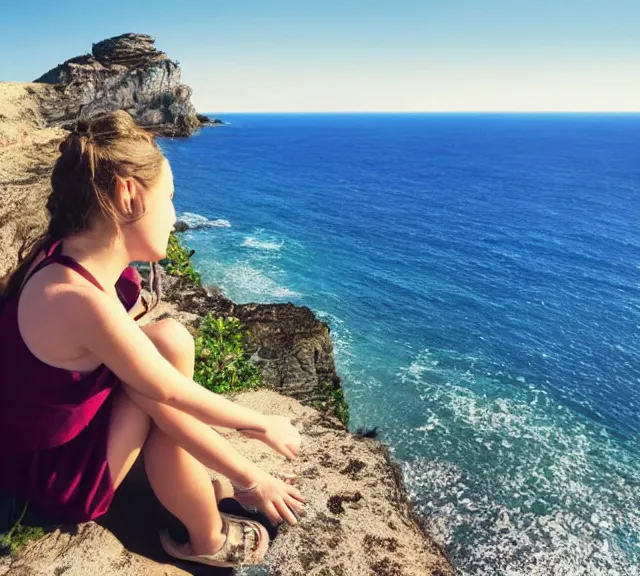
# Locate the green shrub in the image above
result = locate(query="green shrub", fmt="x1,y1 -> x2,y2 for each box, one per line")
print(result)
194,314 -> 260,393
0,503 -> 45,557
162,233 -> 201,285
309,382 -> 349,427
328,384 -> 350,428
0,525 -> 44,556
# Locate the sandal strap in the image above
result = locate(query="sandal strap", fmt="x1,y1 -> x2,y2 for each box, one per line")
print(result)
159,516 -> 266,567
221,516 -> 262,565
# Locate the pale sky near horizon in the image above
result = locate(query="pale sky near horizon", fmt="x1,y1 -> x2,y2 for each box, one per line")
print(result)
1,0 -> 639,112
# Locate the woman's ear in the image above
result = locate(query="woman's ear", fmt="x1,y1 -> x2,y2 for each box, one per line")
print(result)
115,177 -> 146,221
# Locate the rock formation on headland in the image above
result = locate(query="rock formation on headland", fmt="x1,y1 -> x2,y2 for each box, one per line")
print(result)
0,37 -> 454,575
32,33 -> 202,137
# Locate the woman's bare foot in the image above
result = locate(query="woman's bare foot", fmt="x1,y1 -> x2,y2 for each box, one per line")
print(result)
189,530 -> 227,556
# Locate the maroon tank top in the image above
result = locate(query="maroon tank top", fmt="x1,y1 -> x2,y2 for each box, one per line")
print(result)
0,241 -> 141,454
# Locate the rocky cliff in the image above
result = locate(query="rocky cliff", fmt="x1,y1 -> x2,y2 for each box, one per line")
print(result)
32,33 -> 201,137
149,269 -> 344,415
0,83 -> 63,283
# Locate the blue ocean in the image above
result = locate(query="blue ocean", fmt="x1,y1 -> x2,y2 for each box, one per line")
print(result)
161,114 -> 640,575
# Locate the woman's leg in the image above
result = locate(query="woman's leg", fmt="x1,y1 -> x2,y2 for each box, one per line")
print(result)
107,318 -> 225,555
106,389 -> 151,489
143,424 -> 225,555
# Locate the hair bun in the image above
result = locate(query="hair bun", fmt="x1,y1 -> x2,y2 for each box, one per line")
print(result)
74,119 -> 91,137
59,129 -> 85,155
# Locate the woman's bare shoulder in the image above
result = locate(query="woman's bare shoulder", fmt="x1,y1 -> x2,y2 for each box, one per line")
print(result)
17,266 -> 107,371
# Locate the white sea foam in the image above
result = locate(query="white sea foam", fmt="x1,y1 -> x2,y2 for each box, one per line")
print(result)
315,310 -> 354,362
212,262 -> 299,302
177,211 -> 231,229
313,309 -> 382,416
210,219 -> 232,228
395,348 -> 640,575
241,236 -> 283,251
315,309 -> 346,326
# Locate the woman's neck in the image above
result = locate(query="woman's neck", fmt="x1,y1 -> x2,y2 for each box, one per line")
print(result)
60,228 -> 130,291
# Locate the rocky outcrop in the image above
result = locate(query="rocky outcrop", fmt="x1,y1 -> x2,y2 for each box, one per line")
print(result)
0,83 -> 63,280
32,33 -> 201,137
145,269 -> 343,410
173,215 -> 231,232
0,391 -> 454,576
196,114 -> 225,126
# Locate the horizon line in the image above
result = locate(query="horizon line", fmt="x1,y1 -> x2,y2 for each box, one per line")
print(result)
202,110 -> 640,115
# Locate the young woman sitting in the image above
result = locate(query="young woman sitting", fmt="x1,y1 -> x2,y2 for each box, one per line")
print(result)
0,110 -> 304,568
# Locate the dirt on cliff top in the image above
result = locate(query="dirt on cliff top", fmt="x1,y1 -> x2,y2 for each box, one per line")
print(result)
1,390 -> 453,576
0,82 -> 61,148
0,82 -> 64,279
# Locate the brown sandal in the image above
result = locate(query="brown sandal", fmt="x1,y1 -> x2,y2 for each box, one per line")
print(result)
160,513 -> 270,568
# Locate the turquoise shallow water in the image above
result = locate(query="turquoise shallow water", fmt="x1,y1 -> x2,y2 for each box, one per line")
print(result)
161,114 -> 640,575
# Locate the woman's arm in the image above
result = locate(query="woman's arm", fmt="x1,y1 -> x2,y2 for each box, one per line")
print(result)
61,287 -> 272,433
180,418 -> 303,524
63,286 -> 303,522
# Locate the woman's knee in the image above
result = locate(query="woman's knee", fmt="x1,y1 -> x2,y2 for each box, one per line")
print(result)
108,390 -> 152,488
143,318 -> 195,371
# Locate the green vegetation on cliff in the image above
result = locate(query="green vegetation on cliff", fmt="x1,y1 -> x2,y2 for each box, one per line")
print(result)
162,233 -> 201,285
0,503 -> 45,556
163,233 -> 259,393
194,313 -> 261,393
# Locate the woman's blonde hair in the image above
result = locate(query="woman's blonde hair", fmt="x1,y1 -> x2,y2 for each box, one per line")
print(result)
0,110 -> 165,303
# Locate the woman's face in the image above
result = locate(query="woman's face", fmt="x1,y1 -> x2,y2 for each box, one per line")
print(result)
125,158 -> 176,262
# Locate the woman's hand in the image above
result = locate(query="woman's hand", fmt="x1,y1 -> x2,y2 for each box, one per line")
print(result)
234,471 -> 305,526
238,415 -> 301,460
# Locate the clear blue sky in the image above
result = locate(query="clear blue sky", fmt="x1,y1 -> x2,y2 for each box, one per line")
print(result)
1,0 -> 638,112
